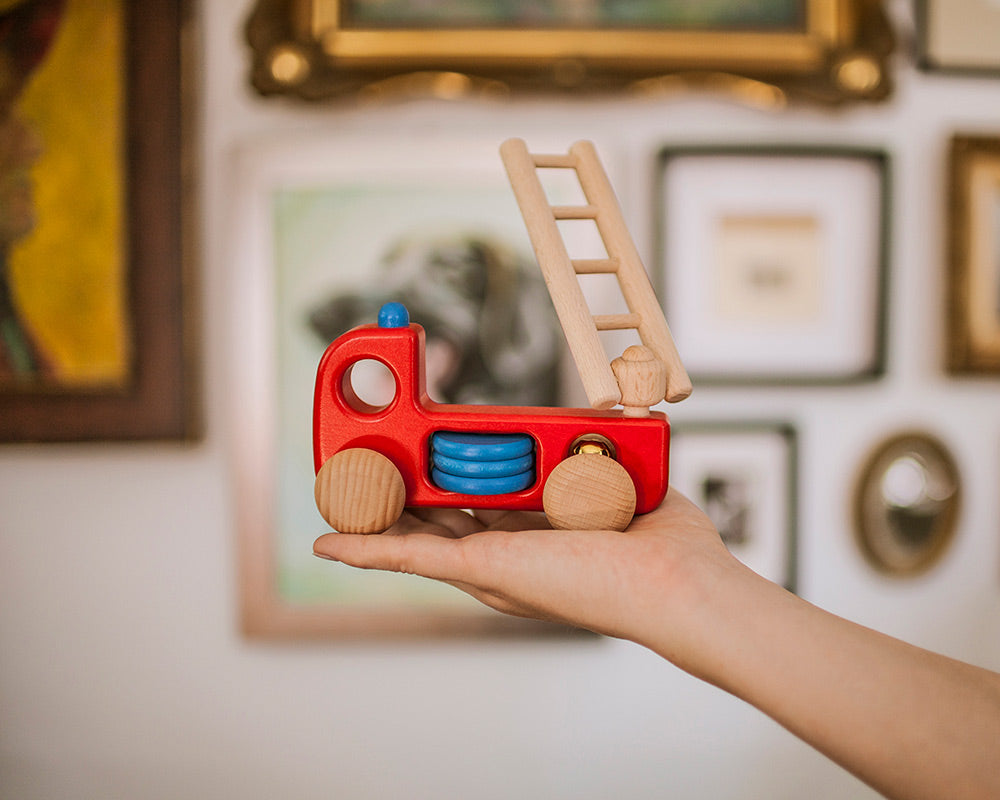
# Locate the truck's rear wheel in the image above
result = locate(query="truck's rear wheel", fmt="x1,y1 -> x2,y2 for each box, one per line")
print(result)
542,453 -> 636,531
314,448 -> 405,534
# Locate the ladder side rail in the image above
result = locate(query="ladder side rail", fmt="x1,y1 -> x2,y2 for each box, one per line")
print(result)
499,138 -> 622,410
570,141 -> 693,403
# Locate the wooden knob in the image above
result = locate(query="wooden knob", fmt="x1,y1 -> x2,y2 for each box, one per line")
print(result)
542,453 -> 636,531
611,345 -> 667,417
314,448 -> 405,534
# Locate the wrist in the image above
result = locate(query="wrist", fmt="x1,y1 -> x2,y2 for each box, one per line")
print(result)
636,545 -> 778,688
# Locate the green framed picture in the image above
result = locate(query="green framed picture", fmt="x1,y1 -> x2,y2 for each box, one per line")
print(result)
230,133 -> 585,639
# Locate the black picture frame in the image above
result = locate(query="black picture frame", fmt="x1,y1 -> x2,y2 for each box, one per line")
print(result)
670,421 -> 799,592
655,144 -> 890,386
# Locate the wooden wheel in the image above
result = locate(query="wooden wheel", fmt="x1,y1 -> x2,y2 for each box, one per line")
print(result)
542,453 -> 636,531
314,448 -> 405,534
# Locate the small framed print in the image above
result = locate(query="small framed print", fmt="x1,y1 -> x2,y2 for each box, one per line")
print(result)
917,0 -> 1000,75
947,135 -> 1000,374
669,423 -> 797,591
657,146 -> 889,384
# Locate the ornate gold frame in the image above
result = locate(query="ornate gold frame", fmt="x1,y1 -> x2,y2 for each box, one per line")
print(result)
947,135 -> 1000,374
247,0 -> 894,105
853,432 -> 961,577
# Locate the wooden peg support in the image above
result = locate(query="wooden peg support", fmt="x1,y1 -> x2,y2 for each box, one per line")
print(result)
611,345 -> 668,417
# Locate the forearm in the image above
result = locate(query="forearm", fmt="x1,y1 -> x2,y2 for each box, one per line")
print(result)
646,561 -> 1000,800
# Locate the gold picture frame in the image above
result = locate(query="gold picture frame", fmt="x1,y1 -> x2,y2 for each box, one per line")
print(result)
852,431 -> 961,577
947,135 -> 1000,374
246,0 -> 894,105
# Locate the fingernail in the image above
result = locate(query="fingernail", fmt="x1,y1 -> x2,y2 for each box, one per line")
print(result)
313,552 -> 338,561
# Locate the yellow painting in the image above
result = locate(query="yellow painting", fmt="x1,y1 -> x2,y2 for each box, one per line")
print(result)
2,0 -> 128,388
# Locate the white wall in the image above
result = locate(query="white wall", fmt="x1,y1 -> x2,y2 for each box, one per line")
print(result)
2,2 -> 999,798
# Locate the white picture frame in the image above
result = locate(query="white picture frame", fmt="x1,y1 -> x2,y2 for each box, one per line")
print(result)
657,146 -> 888,384
917,0 -> 1000,74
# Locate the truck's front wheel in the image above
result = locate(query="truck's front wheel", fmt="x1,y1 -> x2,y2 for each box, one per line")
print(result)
314,448 -> 405,534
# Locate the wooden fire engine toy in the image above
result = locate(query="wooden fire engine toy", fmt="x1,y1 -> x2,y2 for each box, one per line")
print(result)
313,138 -> 691,533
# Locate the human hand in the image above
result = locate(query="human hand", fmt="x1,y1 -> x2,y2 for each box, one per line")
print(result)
313,488 -> 746,655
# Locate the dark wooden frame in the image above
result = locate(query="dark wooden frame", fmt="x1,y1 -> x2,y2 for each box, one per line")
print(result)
655,144 -> 891,386
245,0 -> 895,105
0,0 -> 198,443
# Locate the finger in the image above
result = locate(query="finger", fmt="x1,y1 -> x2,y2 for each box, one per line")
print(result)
473,508 -> 550,531
313,530 -> 472,583
407,507 -> 486,538
380,510 -> 455,538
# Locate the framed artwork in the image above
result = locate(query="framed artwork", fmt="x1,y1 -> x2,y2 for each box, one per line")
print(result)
669,422 -> 797,591
916,0 -> 1000,75
947,135 -> 1000,374
0,0 -> 196,442
231,134 -> 584,638
246,0 -> 894,105
656,146 -> 889,384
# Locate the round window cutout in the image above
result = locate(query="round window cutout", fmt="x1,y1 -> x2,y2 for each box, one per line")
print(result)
342,359 -> 397,413
853,432 -> 961,577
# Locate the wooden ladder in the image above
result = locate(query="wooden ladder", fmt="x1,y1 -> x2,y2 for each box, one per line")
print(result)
500,138 -> 691,411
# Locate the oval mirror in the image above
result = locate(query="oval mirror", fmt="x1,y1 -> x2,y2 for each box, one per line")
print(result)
853,432 -> 961,576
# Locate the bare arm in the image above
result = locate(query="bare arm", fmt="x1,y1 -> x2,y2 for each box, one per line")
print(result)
313,490 -> 1000,800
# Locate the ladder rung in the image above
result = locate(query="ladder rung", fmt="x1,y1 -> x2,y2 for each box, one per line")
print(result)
532,154 -> 576,168
572,258 -> 619,274
552,204 -> 599,220
594,313 -> 640,331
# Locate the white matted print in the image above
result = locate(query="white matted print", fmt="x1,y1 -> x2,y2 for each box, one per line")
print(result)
670,424 -> 797,590
658,148 -> 887,383
229,134 -> 586,638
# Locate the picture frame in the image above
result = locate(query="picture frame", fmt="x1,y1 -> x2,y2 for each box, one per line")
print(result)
916,0 -> 1000,75
946,135 -> 1000,374
245,0 -> 894,105
669,422 -> 798,591
852,431 -> 961,577
656,145 -> 889,385
0,0 -> 196,443
231,134 -> 581,638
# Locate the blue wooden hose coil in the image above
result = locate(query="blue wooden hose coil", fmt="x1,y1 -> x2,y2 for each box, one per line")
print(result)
429,432 -> 535,495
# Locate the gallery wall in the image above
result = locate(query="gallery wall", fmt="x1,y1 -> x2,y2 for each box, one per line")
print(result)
1,1 -> 999,798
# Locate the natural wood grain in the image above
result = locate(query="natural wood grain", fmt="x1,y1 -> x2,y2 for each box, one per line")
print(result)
569,140 -> 692,403
500,137 -> 691,410
542,454 -> 636,531
500,137 -> 622,410
314,448 -> 405,534
611,345 -> 668,417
